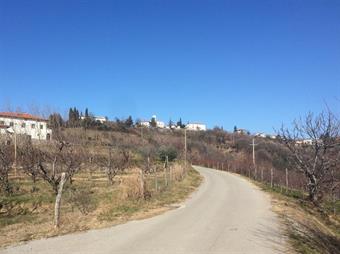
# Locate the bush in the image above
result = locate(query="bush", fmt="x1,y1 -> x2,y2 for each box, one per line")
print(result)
158,146 -> 178,162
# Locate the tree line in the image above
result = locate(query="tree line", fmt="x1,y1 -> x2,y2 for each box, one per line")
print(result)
48,106 -> 188,131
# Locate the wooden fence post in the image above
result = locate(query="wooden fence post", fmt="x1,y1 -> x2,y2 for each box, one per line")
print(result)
285,168 -> 289,192
147,156 -> 150,172
155,167 -> 158,192
164,157 -> 168,187
54,172 -> 66,228
270,168 -> 273,188
140,168 -> 145,199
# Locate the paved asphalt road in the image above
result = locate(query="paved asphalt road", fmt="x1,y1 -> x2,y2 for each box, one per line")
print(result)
1,166 -> 288,254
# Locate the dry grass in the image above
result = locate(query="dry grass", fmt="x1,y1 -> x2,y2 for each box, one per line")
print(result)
0,166 -> 202,248
120,168 -> 146,200
262,186 -> 340,254
171,163 -> 185,181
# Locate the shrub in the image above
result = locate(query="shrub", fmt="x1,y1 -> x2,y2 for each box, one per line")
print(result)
158,146 -> 178,162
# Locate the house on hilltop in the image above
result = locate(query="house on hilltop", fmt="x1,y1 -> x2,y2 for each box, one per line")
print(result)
0,112 -> 52,140
186,123 -> 207,131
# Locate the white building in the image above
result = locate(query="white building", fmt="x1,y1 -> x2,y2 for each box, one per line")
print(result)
94,116 -> 107,123
140,120 -> 165,128
255,132 -> 267,138
156,121 -> 165,129
150,115 -> 165,129
140,120 -> 150,127
296,139 -> 313,146
0,112 -> 52,140
186,123 -> 207,131
235,128 -> 248,135
80,116 -> 108,123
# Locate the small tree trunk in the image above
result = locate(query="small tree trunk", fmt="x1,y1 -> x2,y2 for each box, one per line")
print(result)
1,175 -> 11,194
31,174 -> 37,192
307,174 -> 318,204
54,172 -> 67,228
52,157 -> 57,178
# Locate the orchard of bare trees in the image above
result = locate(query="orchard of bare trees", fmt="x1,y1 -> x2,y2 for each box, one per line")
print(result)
0,105 -> 339,247
0,120 -> 192,236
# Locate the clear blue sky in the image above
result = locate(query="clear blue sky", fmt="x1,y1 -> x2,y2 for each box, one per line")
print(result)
0,0 -> 339,133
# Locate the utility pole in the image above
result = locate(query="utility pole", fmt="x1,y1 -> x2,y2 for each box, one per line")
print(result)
184,128 -> 187,171
250,138 -> 257,179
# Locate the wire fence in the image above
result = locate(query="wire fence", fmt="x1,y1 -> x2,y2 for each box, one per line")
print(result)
193,159 -> 340,214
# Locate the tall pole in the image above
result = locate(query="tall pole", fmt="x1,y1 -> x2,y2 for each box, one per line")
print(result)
250,138 -> 257,179
252,138 -> 255,166
184,128 -> 187,171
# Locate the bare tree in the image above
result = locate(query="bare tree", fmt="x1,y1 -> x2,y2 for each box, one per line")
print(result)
95,146 -> 129,185
278,110 -> 340,204
19,141 -> 84,227
17,141 -> 40,192
0,143 -> 14,194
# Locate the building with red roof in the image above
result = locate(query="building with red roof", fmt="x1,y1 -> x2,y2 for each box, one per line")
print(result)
0,112 -> 52,140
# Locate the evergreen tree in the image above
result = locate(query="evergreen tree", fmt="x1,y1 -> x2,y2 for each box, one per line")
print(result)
68,108 -> 74,127
234,126 -> 238,133
169,119 -> 173,128
177,118 -> 185,128
68,107 -> 81,127
125,116 -> 134,128
150,117 -> 157,128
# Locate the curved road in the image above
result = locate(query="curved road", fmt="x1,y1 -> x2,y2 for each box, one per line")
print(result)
1,166 -> 288,254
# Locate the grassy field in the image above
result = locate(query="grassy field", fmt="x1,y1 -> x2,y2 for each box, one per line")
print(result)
258,183 -> 340,254
0,166 -> 202,248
